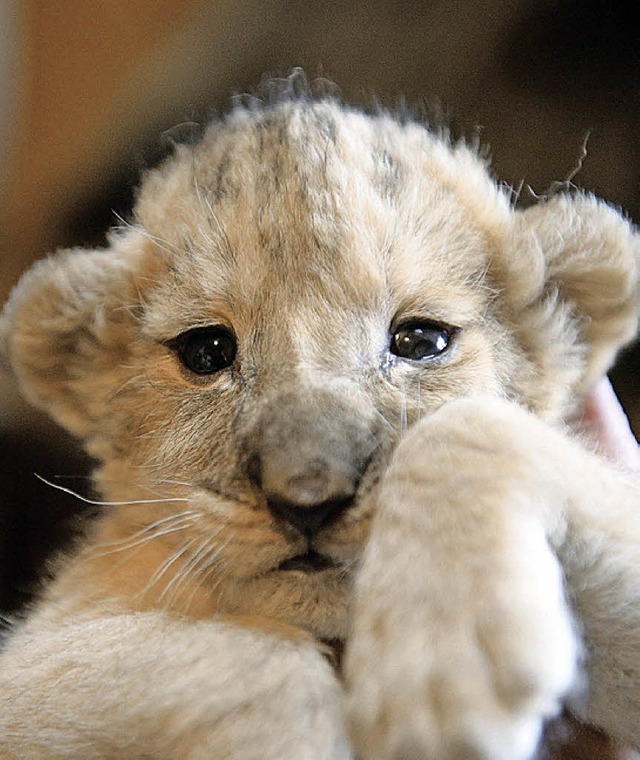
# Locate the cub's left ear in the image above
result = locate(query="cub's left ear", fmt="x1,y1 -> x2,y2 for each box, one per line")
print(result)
511,193 -> 640,401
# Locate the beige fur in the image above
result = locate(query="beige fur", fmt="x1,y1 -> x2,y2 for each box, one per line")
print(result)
1,88 -> 639,759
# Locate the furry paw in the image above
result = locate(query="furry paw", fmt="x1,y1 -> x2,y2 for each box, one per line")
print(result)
345,398 -> 579,760
346,594 -> 576,760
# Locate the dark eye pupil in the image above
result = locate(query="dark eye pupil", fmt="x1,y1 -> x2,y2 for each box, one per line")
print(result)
170,327 -> 237,375
391,323 -> 450,361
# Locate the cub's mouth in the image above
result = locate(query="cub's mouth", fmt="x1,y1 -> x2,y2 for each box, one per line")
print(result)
277,550 -> 337,573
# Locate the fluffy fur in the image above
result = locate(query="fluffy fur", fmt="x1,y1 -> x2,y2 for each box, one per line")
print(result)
1,84 -> 640,759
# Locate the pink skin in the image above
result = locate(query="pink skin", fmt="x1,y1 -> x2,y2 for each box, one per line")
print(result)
583,379 -> 640,760
580,378 -> 640,473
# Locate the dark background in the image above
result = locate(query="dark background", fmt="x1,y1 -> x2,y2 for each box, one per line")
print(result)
1,0 -> 638,617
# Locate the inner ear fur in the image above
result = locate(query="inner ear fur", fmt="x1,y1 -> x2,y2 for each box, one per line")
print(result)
0,245 -> 140,438
506,193 -> 640,415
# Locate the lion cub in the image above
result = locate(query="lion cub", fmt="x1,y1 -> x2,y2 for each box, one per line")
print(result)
1,83 -> 640,759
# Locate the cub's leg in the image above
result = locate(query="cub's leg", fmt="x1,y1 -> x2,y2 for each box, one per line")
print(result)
346,397 -> 640,760
0,612 -> 350,759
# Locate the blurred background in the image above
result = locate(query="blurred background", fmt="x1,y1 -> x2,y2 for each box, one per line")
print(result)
1,0 -> 639,627
0,2 -> 639,756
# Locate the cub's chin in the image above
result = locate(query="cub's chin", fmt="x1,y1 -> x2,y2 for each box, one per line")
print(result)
221,564 -> 352,641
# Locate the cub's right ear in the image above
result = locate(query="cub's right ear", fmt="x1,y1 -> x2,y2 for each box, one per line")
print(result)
0,246 -> 139,438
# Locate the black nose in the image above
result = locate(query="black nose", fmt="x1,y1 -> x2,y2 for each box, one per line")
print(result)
266,495 -> 353,537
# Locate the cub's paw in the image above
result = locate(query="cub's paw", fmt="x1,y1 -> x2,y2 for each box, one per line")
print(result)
345,592 -> 577,760
345,398 -> 579,760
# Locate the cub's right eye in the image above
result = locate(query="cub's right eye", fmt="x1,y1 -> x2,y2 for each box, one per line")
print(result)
165,326 -> 237,375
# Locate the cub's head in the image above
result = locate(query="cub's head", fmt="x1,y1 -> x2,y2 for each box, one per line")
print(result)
1,94 -> 638,637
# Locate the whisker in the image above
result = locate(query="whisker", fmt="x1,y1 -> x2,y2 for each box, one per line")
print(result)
400,379 -> 408,432
136,540 -> 198,601
35,474 -> 190,507
184,533 -> 234,614
93,510 -> 197,548
160,526 -> 230,611
336,556 -> 359,577
372,406 -> 396,436
183,536 -> 231,613
152,478 -> 196,488
90,513 -> 198,559
158,539 -> 209,608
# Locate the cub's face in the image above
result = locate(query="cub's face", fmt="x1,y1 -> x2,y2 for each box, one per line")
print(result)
2,99 -> 638,638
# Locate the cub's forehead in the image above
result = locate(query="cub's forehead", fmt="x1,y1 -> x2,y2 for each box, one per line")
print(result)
133,100 -> 511,335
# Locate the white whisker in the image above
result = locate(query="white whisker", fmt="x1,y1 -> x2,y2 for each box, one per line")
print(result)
373,406 -> 396,436
93,511 -> 197,549
160,526 -> 230,611
183,539 -> 229,613
90,513 -> 198,559
152,478 -> 196,488
184,532 -> 234,614
137,541 -> 197,601
35,474 -> 190,507
158,539 -> 207,608
400,379 -> 408,432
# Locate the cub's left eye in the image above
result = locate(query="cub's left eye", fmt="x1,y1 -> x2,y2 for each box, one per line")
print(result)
166,326 -> 237,375
390,321 -> 454,361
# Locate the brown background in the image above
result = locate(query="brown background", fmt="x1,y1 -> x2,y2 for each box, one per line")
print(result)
0,1 -> 638,756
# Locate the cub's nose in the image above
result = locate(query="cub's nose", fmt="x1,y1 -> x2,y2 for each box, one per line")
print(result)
257,455 -> 359,508
266,494 -> 353,537
244,386 -> 377,536
249,454 -> 360,536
